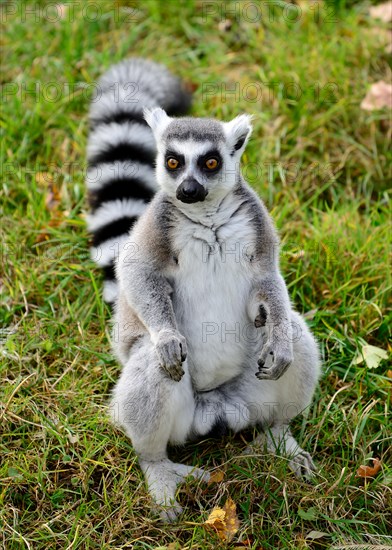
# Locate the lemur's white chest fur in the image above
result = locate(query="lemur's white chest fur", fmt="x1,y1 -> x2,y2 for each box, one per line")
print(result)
170,194 -> 260,391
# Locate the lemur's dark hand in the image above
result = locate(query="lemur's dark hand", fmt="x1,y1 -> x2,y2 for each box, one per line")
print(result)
154,329 -> 187,382
256,326 -> 293,381
254,304 -> 267,328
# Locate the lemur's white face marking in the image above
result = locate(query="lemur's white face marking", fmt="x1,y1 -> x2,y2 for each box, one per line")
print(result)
144,108 -> 252,204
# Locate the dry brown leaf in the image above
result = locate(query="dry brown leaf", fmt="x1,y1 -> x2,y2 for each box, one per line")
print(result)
35,216 -> 64,243
369,1 -> 392,23
208,469 -> 225,484
183,80 -> 198,94
356,458 -> 382,478
361,81 -> 392,111
204,496 -> 239,542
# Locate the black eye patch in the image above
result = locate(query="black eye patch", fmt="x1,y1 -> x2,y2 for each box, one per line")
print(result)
197,150 -> 222,173
164,150 -> 185,174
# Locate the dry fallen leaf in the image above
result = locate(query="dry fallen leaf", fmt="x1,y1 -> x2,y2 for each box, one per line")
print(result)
183,80 -> 198,94
353,344 -> 388,369
208,469 -> 225,484
35,217 -> 64,243
361,81 -> 392,111
369,1 -> 392,23
357,458 -> 382,478
204,496 -> 239,542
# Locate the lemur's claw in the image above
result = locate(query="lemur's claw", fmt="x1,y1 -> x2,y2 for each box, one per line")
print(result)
163,363 -> 185,382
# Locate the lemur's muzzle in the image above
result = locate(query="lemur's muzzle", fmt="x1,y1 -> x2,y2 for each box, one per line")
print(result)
176,178 -> 208,203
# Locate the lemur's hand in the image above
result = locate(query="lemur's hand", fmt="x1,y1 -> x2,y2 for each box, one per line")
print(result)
256,322 -> 293,381
154,329 -> 187,382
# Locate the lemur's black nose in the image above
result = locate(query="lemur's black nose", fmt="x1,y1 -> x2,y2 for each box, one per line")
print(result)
183,185 -> 198,197
176,178 -> 207,203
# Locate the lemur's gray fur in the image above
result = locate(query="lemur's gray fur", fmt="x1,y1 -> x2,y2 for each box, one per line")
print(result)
109,103 -> 321,521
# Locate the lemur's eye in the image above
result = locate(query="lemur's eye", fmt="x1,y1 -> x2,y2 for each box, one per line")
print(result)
205,158 -> 219,170
167,158 -> 179,170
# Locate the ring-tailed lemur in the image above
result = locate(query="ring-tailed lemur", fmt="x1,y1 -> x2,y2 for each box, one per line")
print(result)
86,59 -> 191,303
86,59 -> 321,523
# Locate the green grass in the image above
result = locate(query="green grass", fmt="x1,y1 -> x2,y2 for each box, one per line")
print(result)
1,1 -> 391,548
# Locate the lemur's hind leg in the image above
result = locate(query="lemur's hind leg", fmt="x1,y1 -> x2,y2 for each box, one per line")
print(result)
243,424 -> 316,479
110,336 -> 209,522
192,385 -> 317,478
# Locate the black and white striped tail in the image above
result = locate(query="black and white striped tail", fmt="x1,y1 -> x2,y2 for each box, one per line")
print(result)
86,58 -> 191,304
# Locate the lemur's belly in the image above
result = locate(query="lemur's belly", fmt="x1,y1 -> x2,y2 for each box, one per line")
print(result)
172,227 -> 258,392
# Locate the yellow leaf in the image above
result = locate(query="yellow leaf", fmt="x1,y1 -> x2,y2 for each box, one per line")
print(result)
204,496 -> 239,542
353,344 -> 388,369
208,470 -> 224,484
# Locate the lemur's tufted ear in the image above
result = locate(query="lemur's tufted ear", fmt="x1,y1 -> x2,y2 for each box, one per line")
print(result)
144,107 -> 172,138
223,114 -> 253,157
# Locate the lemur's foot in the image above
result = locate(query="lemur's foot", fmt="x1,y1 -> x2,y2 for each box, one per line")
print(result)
289,450 -> 317,480
158,500 -> 184,523
140,459 -> 210,523
243,426 -> 317,481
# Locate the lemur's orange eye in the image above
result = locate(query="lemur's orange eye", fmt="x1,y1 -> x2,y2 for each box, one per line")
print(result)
205,158 -> 218,170
167,158 -> 179,170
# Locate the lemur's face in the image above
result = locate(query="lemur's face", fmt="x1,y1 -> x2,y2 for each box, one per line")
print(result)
144,109 -> 252,204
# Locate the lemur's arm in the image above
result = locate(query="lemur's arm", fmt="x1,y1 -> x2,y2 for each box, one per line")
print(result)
244,188 -> 294,380
117,195 -> 186,381
248,273 -> 293,380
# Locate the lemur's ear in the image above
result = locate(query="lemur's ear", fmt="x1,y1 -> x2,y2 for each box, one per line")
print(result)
144,107 -> 171,138
223,114 -> 253,157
